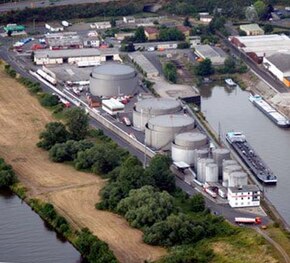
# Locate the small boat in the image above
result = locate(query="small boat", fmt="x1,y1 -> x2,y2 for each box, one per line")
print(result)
225,78 -> 236,86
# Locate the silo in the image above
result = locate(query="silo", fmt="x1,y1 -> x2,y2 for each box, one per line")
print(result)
228,172 -> 248,187
133,98 -> 182,131
197,158 -> 214,183
205,163 -> 218,182
193,148 -> 209,169
145,115 -> 195,150
212,148 -> 231,178
171,132 -> 208,165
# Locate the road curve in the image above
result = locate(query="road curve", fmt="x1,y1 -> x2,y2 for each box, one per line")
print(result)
256,227 -> 290,263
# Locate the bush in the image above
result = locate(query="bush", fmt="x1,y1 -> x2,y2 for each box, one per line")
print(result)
40,93 -> 59,107
163,62 -> 177,83
0,158 -> 17,187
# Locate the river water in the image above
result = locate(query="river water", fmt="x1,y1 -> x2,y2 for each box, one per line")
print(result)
200,85 -> 290,225
0,189 -> 83,263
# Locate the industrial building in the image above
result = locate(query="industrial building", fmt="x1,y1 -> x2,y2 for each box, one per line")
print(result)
45,32 -> 83,50
263,52 -> 290,87
123,16 -> 136,24
33,48 -> 120,65
90,21 -> 111,29
171,131 -> 208,166
229,34 -> 290,63
145,114 -> 195,150
228,185 -> 260,208
89,63 -> 138,97
239,24 -> 264,36
45,23 -> 64,32
128,51 -> 159,78
133,98 -> 182,131
195,45 -> 227,65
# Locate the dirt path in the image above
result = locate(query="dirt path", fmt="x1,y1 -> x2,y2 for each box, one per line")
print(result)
0,70 -> 166,262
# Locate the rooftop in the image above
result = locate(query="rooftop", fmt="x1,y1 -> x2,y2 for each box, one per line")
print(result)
148,114 -> 194,128
92,63 -> 135,76
145,27 -> 159,34
195,44 -> 227,59
128,51 -> 159,75
240,23 -> 264,32
176,25 -> 190,33
228,185 -> 260,193
265,52 -> 290,73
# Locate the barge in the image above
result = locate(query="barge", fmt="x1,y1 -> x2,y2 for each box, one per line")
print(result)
249,95 -> 290,128
226,132 -> 277,184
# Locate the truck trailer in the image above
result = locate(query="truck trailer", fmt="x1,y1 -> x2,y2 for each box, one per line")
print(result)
235,217 -> 262,224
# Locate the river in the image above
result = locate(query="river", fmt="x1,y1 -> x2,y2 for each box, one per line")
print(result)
0,189 -> 83,263
199,85 -> 290,225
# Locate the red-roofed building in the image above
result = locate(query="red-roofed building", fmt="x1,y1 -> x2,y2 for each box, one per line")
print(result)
144,27 -> 159,41
176,25 -> 191,37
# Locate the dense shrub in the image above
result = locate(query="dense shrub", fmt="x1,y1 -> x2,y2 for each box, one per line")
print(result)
40,93 -> 59,107
0,158 -> 17,187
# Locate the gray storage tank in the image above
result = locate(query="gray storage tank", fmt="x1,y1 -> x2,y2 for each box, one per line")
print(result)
133,98 -> 182,131
205,163 -> 218,182
145,115 -> 195,150
228,171 -> 248,187
212,148 -> 231,177
171,132 -> 208,165
197,158 -> 214,183
193,148 -> 209,169
90,63 -> 138,97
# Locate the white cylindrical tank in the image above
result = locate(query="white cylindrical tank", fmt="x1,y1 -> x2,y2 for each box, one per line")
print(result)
171,132 -> 208,166
228,172 -> 248,187
222,159 -> 238,171
133,98 -> 182,131
222,164 -> 242,182
205,163 -> 218,182
197,158 -> 214,183
193,148 -> 209,169
212,148 -> 231,177
222,180 -> 228,187
145,115 -> 195,150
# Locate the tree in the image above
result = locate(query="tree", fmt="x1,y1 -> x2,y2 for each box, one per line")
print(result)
65,108 -> 89,141
110,18 -> 116,27
183,17 -> 191,27
159,28 -> 185,41
163,62 -> 177,83
117,185 -> 175,228
120,42 -> 135,52
254,0 -> 266,18
0,159 -> 17,187
189,194 -> 205,212
145,154 -> 176,192
37,122 -> 69,150
40,93 -> 59,107
134,26 -> 147,43
194,58 -> 214,76
223,57 -> 236,74
263,24 -> 273,33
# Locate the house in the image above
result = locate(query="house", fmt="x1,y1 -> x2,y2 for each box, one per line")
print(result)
45,23 -> 64,32
263,52 -> 290,87
144,27 -> 159,41
92,21 -> 111,29
200,14 -> 213,24
123,16 -> 136,24
176,25 -> 191,37
239,24 -> 264,36
228,185 -> 260,208
195,44 -> 227,65
114,32 -> 135,41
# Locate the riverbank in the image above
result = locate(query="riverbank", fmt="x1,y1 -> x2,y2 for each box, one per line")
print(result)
0,68 -> 166,263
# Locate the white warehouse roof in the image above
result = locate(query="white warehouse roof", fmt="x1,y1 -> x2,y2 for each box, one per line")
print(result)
265,52 -> 290,73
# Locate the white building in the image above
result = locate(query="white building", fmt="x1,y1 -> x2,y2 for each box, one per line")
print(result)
195,44 -> 227,65
239,24 -> 264,36
33,48 -> 120,65
45,23 -> 64,32
263,52 -> 290,87
83,37 -> 100,48
91,21 -> 111,29
200,14 -> 213,23
102,98 -> 125,115
123,16 -> 135,23
188,36 -> 201,47
228,185 -> 260,208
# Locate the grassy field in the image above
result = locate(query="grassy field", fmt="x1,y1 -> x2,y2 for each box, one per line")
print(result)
0,68 -> 166,263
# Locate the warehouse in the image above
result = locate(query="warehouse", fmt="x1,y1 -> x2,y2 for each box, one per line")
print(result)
133,98 -> 182,131
239,24 -> 264,36
89,63 -> 138,97
228,185 -> 260,208
33,48 -> 120,65
229,34 -> 290,62
128,51 -> 159,78
195,45 -> 227,65
263,52 -> 290,87
145,114 -> 195,150
45,32 -> 83,50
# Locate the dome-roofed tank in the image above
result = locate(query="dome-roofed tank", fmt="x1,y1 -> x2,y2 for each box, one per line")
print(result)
133,98 -> 182,131
90,63 -> 138,97
228,172 -> 248,187
145,115 -> 195,150
223,164 -> 242,182
171,132 -> 208,166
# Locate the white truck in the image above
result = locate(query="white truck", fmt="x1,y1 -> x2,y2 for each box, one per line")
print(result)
234,217 -> 262,225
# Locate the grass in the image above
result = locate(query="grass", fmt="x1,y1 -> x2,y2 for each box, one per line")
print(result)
10,183 -> 27,199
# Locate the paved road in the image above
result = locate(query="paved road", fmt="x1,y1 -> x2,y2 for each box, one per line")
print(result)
0,0 -> 112,13
217,31 -> 289,93
256,227 -> 290,263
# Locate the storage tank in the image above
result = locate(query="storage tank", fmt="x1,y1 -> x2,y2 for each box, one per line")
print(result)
145,115 -> 195,150
171,132 -> 208,165
222,159 -> 238,171
223,164 -> 242,182
90,63 -> 138,97
133,98 -> 182,131
205,163 -> 218,182
193,148 -> 209,169
197,158 -> 214,183
228,171 -> 248,187
212,148 -> 231,177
